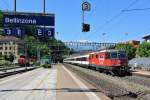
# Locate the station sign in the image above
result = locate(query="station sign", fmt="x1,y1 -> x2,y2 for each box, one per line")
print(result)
3,14 -> 55,26
3,12 -> 55,38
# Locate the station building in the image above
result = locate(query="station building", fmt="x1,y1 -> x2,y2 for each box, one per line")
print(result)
143,35 -> 150,43
0,36 -> 24,58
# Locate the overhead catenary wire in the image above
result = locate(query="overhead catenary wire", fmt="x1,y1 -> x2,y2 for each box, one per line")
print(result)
122,8 -> 150,12
99,0 -> 140,30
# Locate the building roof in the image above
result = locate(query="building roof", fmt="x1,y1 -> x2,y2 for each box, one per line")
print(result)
0,36 -> 24,43
143,35 -> 150,39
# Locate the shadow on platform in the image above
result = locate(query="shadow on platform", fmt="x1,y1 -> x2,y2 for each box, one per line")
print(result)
0,88 -> 101,93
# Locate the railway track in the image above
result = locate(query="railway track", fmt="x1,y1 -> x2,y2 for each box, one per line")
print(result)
63,63 -> 150,100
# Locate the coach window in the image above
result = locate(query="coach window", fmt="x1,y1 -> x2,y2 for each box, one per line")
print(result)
83,57 -> 87,61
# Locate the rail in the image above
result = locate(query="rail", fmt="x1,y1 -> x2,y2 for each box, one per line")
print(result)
63,63 -> 150,100
0,65 -> 38,78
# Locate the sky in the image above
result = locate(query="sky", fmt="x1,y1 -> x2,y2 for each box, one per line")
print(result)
0,0 -> 150,43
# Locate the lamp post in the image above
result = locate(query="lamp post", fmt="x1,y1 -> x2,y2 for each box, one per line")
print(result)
124,33 -> 128,41
124,32 -> 129,62
102,33 -> 106,43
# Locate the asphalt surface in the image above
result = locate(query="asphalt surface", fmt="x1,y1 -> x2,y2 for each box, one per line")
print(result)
0,67 -> 57,100
0,64 -> 109,100
56,64 -> 110,100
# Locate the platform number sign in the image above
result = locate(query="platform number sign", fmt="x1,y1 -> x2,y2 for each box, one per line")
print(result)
36,28 -> 44,37
47,30 -> 52,36
46,28 -> 54,37
4,28 -> 12,35
82,1 -> 91,11
16,28 -> 22,36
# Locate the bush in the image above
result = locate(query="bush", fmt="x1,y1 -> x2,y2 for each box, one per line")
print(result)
0,60 -> 11,66
41,64 -> 51,68
137,42 -> 150,57
116,44 -> 136,60
33,62 -> 40,66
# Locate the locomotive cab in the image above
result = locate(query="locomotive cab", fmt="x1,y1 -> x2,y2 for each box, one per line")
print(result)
105,50 -> 130,75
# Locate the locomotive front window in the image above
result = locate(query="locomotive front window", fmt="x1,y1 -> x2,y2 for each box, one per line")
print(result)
118,52 -> 126,59
110,52 -> 118,59
106,52 -> 110,59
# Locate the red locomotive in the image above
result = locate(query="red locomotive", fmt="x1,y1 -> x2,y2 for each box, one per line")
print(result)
64,49 -> 130,75
18,55 -> 29,67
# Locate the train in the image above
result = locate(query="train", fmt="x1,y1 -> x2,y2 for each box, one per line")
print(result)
17,55 -> 29,66
64,49 -> 131,75
18,55 -> 36,67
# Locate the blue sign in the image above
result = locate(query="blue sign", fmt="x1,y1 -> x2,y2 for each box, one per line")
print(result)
4,27 -> 24,37
14,28 -> 24,36
4,28 -> 12,35
3,14 -> 55,26
35,28 -> 44,37
35,27 -> 55,38
45,28 -> 55,37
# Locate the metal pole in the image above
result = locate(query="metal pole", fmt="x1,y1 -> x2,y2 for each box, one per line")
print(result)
25,43 -> 27,69
43,0 -> 46,15
14,0 -> 16,13
82,0 -> 85,24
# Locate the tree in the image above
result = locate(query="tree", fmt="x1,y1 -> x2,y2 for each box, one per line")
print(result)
23,35 -> 38,57
22,33 -> 70,62
8,53 -> 15,62
3,55 -> 9,61
115,43 -> 136,60
47,38 -> 70,62
0,10 -> 2,28
137,42 -> 150,57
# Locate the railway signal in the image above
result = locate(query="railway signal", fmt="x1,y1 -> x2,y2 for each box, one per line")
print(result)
82,1 -> 91,32
82,23 -> 90,32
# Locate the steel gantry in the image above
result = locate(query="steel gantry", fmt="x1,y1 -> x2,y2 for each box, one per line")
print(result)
64,42 -> 117,51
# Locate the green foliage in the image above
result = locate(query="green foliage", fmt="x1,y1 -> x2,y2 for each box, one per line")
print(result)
24,35 -> 38,57
3,54 -> 15,62
115,43 -> 136,60
48,38 -> 70,62
0,60 -> 11,66
0,53 -> 3,60
23,35 -> 69,62
3,55 -> 9,61
0,10 -> 3,28
41,64 -> 51,68
137,42 -> 150,57
8,53 -> 15,62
